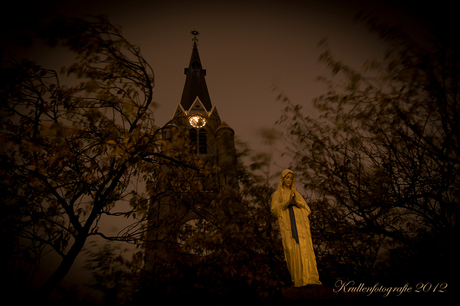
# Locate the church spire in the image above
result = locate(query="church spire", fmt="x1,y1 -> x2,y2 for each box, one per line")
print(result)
179,30 -> 212,112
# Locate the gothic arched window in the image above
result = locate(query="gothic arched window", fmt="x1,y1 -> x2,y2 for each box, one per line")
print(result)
189,128 -> 197,152
198,129 -> 207,154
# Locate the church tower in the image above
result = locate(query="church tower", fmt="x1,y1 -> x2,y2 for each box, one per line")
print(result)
162,30 -> 237,189
142,31 -> 238,287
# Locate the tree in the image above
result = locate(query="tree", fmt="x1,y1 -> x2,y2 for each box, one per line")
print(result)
1,16 -> 290,303
1,15 -> 291,304
139,138 -> 288,303
0,15 -> 180,301
275,15 -> 459,283
82,139 -> 288,305
84,242 -> 143,305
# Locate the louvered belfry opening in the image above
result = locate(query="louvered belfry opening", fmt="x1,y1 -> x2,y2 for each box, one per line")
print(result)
198,129 -> 207,154
188,128 -> 207,155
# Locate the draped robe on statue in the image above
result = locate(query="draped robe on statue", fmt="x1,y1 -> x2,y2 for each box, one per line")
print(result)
271,169 -> 322,287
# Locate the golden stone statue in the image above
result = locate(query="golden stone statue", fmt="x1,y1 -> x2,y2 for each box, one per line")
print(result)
271,169 -> 322,287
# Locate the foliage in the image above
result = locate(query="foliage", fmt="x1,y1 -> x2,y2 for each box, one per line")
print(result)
275,16 -> 459,283
0,15 -> 174,300
80,139 -> 290,305
1,15 -> 291,304
84,243 -> 143,305
136,139 -> 288,304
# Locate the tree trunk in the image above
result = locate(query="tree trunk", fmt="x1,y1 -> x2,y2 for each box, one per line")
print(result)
36,234 -> 88,302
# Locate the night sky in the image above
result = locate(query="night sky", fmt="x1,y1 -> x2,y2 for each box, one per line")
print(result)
2,0 -> 453,299
3,0 -> 433,170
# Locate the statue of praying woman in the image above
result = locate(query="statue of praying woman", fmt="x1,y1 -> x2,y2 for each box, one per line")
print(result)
271,169 -> 322,287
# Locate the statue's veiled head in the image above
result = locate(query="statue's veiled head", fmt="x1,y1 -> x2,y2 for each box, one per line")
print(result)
278,169 -> 296,192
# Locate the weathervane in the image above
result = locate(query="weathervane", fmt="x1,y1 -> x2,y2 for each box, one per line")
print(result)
190,28 -> 200,44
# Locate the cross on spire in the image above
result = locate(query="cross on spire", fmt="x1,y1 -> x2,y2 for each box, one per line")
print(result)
190,28 -> 200,44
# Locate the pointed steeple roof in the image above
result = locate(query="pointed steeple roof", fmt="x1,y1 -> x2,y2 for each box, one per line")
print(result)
180,40 -> 212,112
